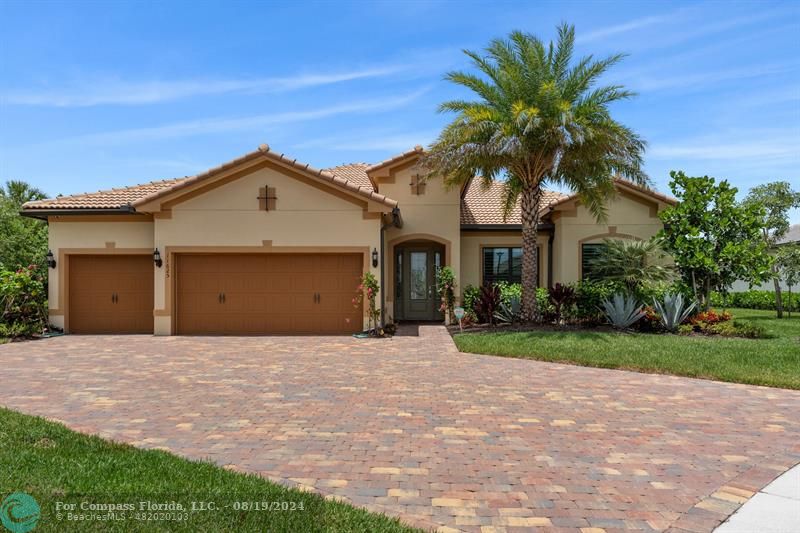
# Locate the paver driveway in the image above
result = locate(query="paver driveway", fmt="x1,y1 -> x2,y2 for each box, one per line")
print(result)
1,326 -> 799,532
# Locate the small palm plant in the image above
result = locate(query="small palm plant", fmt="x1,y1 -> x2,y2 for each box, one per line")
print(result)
601,293 -> 645,330
589,237 -> 671,295
653,292 -> 696,332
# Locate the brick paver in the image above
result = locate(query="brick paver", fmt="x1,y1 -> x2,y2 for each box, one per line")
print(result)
1,326 -> 798,532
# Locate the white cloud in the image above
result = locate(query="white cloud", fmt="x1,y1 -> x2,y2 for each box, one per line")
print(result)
649,131 -> 800,162
578,14 -> 671,43
629,62 -> 799,93
1,65 -> 410,107
46,88 -> 431,145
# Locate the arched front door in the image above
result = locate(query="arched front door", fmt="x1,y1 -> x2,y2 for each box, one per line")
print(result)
395,242 -> 445,321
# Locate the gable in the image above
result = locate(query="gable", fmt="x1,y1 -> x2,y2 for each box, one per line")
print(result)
174,164 -> 368,213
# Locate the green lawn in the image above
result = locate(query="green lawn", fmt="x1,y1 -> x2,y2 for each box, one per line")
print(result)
0,408 -> 418,532
454,309 -> 800,390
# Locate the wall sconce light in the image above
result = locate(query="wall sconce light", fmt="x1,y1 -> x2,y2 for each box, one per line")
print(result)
372,248 -> 379,268
46,250 -> 56,269
153,248 -> 163,268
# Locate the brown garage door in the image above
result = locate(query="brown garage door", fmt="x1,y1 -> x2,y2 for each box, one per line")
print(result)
176,254 -> 363,335
68,255 -> 154,334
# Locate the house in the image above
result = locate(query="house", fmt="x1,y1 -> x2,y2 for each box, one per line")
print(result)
731,224 -> 800,292
21,144 -> 674,335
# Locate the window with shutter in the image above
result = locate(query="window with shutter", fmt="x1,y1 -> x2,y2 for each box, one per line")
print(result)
482,246 -> 536,285
581,243 -> 606,280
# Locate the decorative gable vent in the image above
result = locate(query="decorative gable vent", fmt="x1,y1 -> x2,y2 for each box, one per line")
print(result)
410,174 -> 426,195
257,186 -> 278,211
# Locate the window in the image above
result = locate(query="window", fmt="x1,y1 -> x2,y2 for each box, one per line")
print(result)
581,243 -> 607,280
482,247 -> 523,285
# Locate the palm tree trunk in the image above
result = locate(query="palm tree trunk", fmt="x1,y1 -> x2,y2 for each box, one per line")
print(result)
520,184 -> 542,322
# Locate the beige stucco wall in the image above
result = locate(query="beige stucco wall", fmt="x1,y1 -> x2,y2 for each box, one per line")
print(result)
460,232 -> 550,290
153,166 -> 383,334
46,220 -> 154,328
552,193 -> 665,284
379,167 -> 462,318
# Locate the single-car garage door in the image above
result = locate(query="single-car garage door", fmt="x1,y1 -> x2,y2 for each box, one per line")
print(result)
68,255 -> 154,334
176,253 -> 363,335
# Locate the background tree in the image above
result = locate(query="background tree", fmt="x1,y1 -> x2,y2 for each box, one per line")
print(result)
743,181 -> 800,318
776,244 -> 800,318
423,24 -> 646,321
0,180 -> 48,270
589,237 -> 671,296
659,171 -> 772,309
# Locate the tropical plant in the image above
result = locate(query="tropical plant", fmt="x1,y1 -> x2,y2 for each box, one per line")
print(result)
548,283 -> 576,323
589,237 -> 671,295
353,272 -> 381,335
494,294 -> 521,324
0,265 -> 48,337
574,279 -> 620,322
436,266 -> 457,322
659,171 -> 772,310
475,284 -> 501,325
652,292 -> 696,332
743,181 -> 800,318
0,180 -> 48,270
601,293 -> 645,330
423,24 -> 646,322
0,180 -> 46,205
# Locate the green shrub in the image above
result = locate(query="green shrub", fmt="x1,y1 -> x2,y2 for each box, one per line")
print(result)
677,323 -> 694,336
710,290 -> 799,312
573,280 -> 622,322
463,285 -> 480,314
0,265 -> 47,337
708,320 -> 767,339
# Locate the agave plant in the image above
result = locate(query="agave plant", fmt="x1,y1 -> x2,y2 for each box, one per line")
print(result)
495,295 -> 521,324
653,292 -> 696,332
601,293 -> 645,329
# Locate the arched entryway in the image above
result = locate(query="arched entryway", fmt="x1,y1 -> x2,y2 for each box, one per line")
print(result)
387,234 -> 451,321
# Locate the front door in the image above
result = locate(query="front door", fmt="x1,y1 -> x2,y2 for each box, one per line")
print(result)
400,246 -> 443,320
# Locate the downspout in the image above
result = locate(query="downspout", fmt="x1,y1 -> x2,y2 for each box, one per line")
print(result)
380,206 -> 403,326
547,225 -> 555,289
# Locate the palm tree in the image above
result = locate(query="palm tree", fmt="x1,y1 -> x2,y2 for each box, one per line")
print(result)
1,180 -> 46,207
590,238 -> 672,295
423,25 -> 646,321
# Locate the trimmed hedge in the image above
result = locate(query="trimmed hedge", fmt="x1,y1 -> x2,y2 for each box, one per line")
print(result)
710,290 -> 799,312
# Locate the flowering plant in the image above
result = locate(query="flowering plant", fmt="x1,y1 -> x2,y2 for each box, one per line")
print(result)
353,272 -> 381,334
435,266 -> 456,322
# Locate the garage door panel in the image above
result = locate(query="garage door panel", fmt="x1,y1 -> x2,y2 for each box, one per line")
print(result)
176,253 -> 362,335
69,255 -> 153,334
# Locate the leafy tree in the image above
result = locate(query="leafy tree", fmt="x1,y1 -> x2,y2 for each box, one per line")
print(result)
0,180 -> 46,205
0,180 -> 49,270
423,24 -> 646,321
658,171 -> 772,309
589,237 -> 672,296
776,244 -> 800,317
743,181 -> 800,318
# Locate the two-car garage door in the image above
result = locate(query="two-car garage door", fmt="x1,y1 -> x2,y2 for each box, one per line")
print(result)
67,253 -> 364,335
175,254 -> 363,335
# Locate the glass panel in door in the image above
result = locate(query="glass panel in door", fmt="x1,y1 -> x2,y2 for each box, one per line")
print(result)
410,252 -> 427,300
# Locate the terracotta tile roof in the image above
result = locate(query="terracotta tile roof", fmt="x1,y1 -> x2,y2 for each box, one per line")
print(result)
322,163 -> 374,190
22,177 -> 192,210
544,178 -> 677,211
23,145 -> 396,212
461,180 -> 567,225
365,145 -> 424,173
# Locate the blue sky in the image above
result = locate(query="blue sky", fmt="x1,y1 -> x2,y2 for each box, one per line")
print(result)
1,0 -> 798,222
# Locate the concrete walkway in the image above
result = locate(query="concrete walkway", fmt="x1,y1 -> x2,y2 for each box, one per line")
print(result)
715,464 -> 800,533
